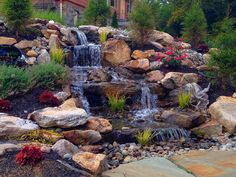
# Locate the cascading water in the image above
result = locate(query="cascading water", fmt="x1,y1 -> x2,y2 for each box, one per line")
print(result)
134,84 -> 159,119
153,128 -> 190,141
71,29 -> 102,115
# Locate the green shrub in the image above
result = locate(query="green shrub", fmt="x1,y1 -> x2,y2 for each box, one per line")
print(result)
99,31 -> 108,44
3,0 -> 32,36
129,0 -> 155,45
182,2 -> 207,48
50,47 -> 64,64
136,128 -> 153,146
32,10 -> 64,24
0,65 -> 30,98
83,0 -> 111,26
29,62 -> 69,89
111,11 -> 118,28
178,91 -> 192,109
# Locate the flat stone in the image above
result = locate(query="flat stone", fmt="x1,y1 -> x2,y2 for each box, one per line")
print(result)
171,150 -> 236,177
28,107 -> 88,128
125,59 -> 150,73
103,157 -> 194,177
0,37 -> 17,45
15,39 -> 40,49
146,70 -> 164,82
63,130 -> 102,145
0,143 -> 19,156
191,120 -> 222,138
26,50 -> 38,57
209,96 -> 236,133
0,114 -> 39,137
161,110 -> 206,129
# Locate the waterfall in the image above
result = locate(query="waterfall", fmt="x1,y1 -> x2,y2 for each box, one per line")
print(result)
71,29 -> 102,114
72,29 -> 101,67
74,30 -> 88,45
153,128 -> 190,141
134,84 -> 159,119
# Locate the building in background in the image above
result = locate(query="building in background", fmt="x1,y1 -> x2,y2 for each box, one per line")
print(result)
32,0 -> 132,26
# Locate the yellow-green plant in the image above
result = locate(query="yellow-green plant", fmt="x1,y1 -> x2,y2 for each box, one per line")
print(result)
50,47 -> 64,64
106,88 -> 125,112
178,91 -> 192,109
135,128 -> 153,146
99,31 -> 108,44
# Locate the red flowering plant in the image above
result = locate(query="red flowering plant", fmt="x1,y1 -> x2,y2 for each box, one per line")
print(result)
39,91 -> 60,106
0,99 -> 12,112
16,145 -> 43,166
156,46 -> 187,69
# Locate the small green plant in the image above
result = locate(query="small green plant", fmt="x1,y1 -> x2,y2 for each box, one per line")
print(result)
0,65 -> 30,98
111,11 -> 118,28
178,91 -> 192,109
29,62 -> 69,89
105,88 -> 125,112
99,31 -> 108,44
50,47 -> 64,64
135,128 -> 153,146
32,10 -> 64,24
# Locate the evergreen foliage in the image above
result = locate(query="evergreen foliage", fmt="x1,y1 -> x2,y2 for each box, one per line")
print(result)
129,0 -> 155,45
111,11 -> 118,28
83,0 -> 111,26
182,2 -> 207,48
2,0 -> 32,36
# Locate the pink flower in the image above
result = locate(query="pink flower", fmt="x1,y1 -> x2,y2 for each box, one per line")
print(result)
180,53 -> 187,59
166,50 -> 174,55
166,57 -> 171,62
175,56 -> 180,60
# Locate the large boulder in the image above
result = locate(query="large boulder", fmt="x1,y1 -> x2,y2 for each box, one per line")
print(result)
209,96 -> 236,134
72,152 -> 108,175
0,143 -> 20,156
86,117 -> 112,133
28,105 -> 88,128
125,59 -> 150,73
15,39 -> 40,49
148,30 -> 174,46
52,139 -> 79,158
63,130 -> 102,145
161,72 -> 200,90
160,110 -> 206,129
60,27 -> 78,45
0,114 -> 39,137
102,39 -> 131,66
0,37 -> 17,45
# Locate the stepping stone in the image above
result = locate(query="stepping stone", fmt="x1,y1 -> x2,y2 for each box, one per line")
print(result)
103,157 -> 194,177
171,150 -> 236,177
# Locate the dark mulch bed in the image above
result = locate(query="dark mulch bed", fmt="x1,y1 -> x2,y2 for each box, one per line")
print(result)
0,151 -> 91,177
5,88 -> 53,119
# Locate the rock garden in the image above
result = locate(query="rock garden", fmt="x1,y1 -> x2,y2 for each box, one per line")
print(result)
0,0 -> 236,177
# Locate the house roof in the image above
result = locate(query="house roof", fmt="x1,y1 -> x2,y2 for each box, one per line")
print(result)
55,0 -> 87,8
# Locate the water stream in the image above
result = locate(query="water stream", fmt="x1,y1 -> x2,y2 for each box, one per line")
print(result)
71,29 -> 102,115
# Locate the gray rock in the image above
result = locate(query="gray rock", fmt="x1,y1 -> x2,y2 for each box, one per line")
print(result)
0,114 -> 39,137
37,49 -> 51,64
52,139 -> 79,158
0,143 -> 20,156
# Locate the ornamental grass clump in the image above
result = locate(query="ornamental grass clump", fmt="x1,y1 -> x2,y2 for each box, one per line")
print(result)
99,31 -> 108,44
106,88 -> 125,112
16,145 -> 43,166
136,128 -> 153,146
50,47 -> 64,64
178,91 -> 192,109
